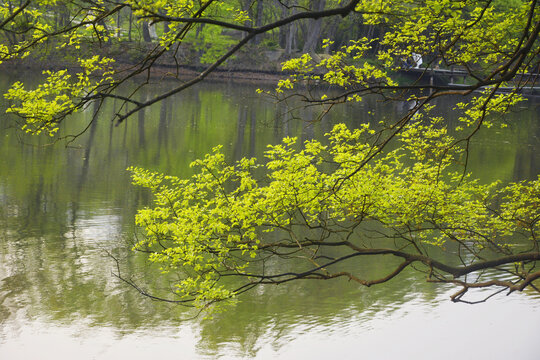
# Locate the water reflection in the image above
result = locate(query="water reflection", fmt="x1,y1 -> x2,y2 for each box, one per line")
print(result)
0,78 -> 539,359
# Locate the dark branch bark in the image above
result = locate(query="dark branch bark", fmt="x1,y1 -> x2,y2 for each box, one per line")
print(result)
0,0 -> 31,30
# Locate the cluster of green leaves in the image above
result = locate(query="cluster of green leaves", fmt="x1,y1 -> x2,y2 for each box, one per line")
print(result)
0,0 -> 119,60
455,89 -> 525,130
4,55 -> 114,135
270,38 -> 395,102
3,0 -> 534,135
0,0 -> 55,61
2,0 -> 539,307
187,23 -> 237,64
129,114 -> 539,310
272,0 -> 536,104
0,0 -> 124,133
0,0 -> 252,130
356,0 -> 530,70
129,0 -> 247,63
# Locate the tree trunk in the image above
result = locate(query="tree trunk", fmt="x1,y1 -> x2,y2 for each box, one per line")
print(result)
302,0 -> 326,54
278,0 -> 287,48
116,7 -> 121,38
128,8 -> 133,41
253,0 -> 265,45
284,1 -> 298,55
142,21 -> 152,42
324,16 -> 339,54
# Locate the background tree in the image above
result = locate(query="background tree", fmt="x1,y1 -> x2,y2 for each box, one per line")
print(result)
1,0 -> 539,311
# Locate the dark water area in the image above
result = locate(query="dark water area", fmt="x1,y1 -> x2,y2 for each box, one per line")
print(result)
0,75 -> 539,359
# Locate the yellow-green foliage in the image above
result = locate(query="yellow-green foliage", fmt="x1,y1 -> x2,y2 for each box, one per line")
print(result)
3,0 -> 539,308
4,56 -> 114,135
129,118 -> 539,311
273,0 -> 536,100
127,0 -> 245,64
455,90 -> 525,129
356,0 -> 530,70
275,38 -> 396,99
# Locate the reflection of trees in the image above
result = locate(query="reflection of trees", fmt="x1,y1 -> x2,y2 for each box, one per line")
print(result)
0,80 -> 538,351
78,101 -> 100,193
274,101 -> 290,142
156,96 -> 170,164
249,108 -> 256,158
513,111 -> 540,180
301,106 -> 315,143
138,91 -> 147,149
234,104 -> 247,160
0,197 -> 192,328
195,251 -> 442,357
232,102 -> 259,161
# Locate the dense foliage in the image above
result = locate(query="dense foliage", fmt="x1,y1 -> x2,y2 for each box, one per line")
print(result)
1,0 -> 540,311
129,113 -> 540,309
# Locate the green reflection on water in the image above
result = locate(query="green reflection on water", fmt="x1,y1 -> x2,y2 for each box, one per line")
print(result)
0,76 -> 539,358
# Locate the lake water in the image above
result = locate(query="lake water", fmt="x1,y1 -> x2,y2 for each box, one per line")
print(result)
0,76 -> 539,359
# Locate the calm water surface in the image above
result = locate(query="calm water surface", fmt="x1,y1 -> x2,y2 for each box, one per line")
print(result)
0,76 -> 539,359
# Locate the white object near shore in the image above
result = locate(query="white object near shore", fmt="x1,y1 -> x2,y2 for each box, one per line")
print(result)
412,53 -> 423,68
